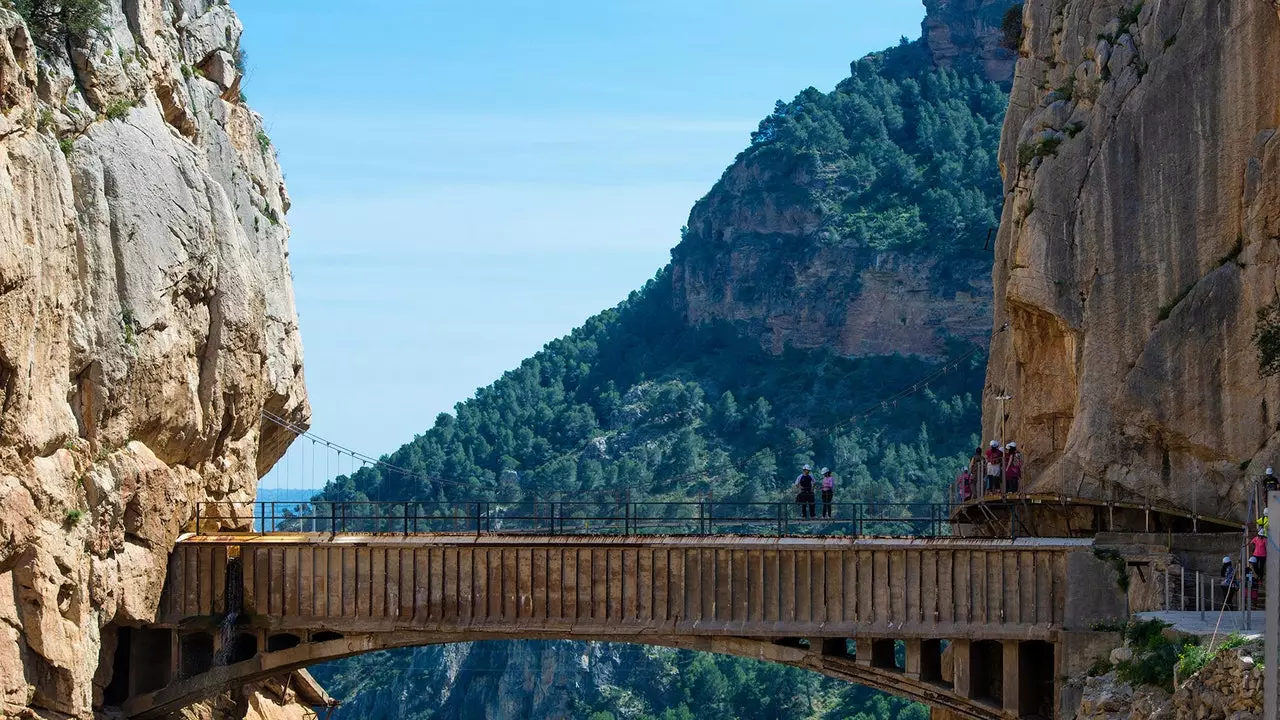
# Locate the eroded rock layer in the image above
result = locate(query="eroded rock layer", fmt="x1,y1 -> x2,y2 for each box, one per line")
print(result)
984,0 -> 1280,520
0,1 -> 308,717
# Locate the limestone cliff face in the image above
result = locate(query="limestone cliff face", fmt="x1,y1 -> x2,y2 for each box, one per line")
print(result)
669,4 -> 1013,364
0,1 -> 308,717
984,0 -> 1280,519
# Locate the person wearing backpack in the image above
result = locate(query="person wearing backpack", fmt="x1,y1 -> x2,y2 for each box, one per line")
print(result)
795,464 -> 816,519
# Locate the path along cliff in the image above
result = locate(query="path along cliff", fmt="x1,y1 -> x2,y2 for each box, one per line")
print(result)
985,0 -> 1280,521
0,1 -> 308,718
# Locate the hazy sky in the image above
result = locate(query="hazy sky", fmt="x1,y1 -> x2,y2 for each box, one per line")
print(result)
236,1 -> 926,487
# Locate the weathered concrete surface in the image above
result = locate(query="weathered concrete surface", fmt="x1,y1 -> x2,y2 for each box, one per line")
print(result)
983,0 -> 1280,523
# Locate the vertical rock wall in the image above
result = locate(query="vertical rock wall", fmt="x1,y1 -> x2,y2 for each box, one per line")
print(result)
984,0 -> 1280,520
0,1 -> 308,717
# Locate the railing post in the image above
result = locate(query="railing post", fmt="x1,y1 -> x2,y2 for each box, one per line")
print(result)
549,502 -> 556,535
404,503 -> 410,536
698,502 -> 705,534
475,502 -> 482,536
270,502 -> 276,533
625,502 -> 631,536
777,503 -> 784,536
194,502 -> 201,535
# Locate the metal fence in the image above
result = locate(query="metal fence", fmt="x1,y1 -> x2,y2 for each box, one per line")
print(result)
193,500 -> 954,538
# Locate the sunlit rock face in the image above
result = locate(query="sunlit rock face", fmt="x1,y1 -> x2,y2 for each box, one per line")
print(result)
0,1 -> 308,716
983,0 -> 1280,521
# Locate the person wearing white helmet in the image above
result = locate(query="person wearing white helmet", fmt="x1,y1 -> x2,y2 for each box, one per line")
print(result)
1222,555 -> 1239,609
983,441 -> 1004,495
794,464 -> 816,519
1265,466 -> 1279,494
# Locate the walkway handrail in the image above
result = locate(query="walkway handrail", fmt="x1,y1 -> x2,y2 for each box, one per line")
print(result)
191,500 -> 955,538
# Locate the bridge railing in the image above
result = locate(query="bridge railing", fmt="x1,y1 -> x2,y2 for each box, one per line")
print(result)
192,500 -> 953,537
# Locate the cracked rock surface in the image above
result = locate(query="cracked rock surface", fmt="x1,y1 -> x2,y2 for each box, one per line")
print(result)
0,1 -> 308,717
984,0 -> 1280,520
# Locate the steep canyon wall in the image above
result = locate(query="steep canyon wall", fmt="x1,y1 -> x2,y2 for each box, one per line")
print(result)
985,0 -> 1280,520
0,1 -> 308,717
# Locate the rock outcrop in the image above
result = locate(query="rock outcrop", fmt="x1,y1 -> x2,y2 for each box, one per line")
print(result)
984,0 -> 1280,520
923,0 -> 1019,84
0,1 -> 308,717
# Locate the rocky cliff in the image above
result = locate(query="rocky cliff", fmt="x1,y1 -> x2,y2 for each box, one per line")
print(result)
670,2 -> 1015,364
0,1 -> 308,717
984,0 -> 1280,520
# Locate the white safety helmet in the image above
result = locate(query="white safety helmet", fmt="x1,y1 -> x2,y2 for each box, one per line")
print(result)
990,440 -> 999,448
821,467 -> 830,474
1249,556 -> 1258,563
802,464 -> 811,471
1007,442 -> 1017,449
1268,467 -> 1275,475
1224,556 -> 1233,564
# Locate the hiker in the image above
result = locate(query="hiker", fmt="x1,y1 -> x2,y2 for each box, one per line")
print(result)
820,467 -> 835,518
1251,532 -> 1267,579
1266,467 -> 1279,494
1004,442 -> 1023,493
984,441 -> 1004,494
956,467 -> 974,502
1246,564 -> 1260,606
1221,556 -> 1239,610
795,464 -> 816,519
1259,508 -> 1270,538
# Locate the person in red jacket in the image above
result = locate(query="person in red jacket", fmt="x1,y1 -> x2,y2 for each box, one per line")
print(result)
983,441 -> 1004,495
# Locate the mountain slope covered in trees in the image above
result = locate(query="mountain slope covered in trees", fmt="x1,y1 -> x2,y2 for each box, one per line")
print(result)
309,14 -> 1011,720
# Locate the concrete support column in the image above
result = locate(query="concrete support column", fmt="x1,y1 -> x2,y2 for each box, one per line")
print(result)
951,639 -> 971,698
855,638 -> 873,667
1002,640 -> 1020,716
903,638 -> 921,680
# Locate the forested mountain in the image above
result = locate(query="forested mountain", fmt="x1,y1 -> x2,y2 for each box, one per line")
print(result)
310,4 -> 1015,717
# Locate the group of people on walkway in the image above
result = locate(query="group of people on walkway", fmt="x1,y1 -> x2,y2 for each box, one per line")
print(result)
955,440 -> 1024,502
793,464 -> 836,518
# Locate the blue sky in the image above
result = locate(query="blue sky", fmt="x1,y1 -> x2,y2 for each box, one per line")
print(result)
237,1 -> 926,488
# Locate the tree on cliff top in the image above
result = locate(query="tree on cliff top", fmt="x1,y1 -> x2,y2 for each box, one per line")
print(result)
12,0 -> 105,47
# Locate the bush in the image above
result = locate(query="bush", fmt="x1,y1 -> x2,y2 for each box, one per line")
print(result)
103,99 -> 133,121
1114,619 -> 1197,689
14,0 -> 106,46
65,508 -> 83,525
1001,4 -> 1024,51
1176,633 -> 1246,678
256,129 -> 271,153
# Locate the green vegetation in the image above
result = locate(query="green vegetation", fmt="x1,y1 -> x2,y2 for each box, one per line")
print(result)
13,0 -> 106,47
1177,633 -> 1246,678
1118,2 -> 1144,32
680,45 -> 1006,260
1001,4 -> 1024,51
1065,121 -> 1086,138
256,129 -> 272,154
1113,619 -> 1196,689
103,99 -> 133,121
1018,134 -> 1063,168
59,137 -> 73,156
1254,297 -> 1280,376
64,508 -> 83,525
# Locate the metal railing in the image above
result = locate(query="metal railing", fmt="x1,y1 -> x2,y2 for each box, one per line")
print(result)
192,500 -> 954,538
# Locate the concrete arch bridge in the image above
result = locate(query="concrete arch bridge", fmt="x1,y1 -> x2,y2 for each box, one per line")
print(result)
118,531 -> 1125,720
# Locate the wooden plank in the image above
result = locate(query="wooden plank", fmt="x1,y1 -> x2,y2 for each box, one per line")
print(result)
653,549 -> 669,622
197,546 -> 213,616
532,548 -> 547,620
442,547 -> 458,620
398,548 -> 414,620
636,548 -> 652,621
354,548 -> 370,618
905,550 -> 921,626
329,547 -> 343,619
413,549 -> 429,622
241,546 -> 257,616
668,548 -> 684,622
313,548 -> 328,618
458,548 -> 474,621
732,550 -> 748,623
938,550 -> 954,624
714,549 -> 730,622
953,550 -> 970,623
824,550 -> 841,625
685,548 -> 702,622
268,548 -> 284,616
843,551 -> 856,623
890,550 -> 907,626
550,548 -> 566,620
872,550 -> 889,626
386,548 -> 401,620
184,545 -> 199,618
764,549 -> 779,622
577,548 -> 593,620
373,548 -> 389,618
796,550 -> 813,623
592,548 -> 608,621
622,549 -> 637,621
780,550 -> 796,622
563,547 -> 579,620
429,548 -> 444,621
473,548 -> 490,620
810,550 -> 826,624
857,550 -> 874,625
283,547 -> 299,617
747,550 -> 764,623
504,548 -> 520,620
298,546 -> 313,617
211,546 -> 227,615
517,548 -> 532,619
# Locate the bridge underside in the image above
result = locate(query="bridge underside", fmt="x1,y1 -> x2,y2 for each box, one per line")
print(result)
121,630 -> 1093,720
119,534 -> 1125,719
